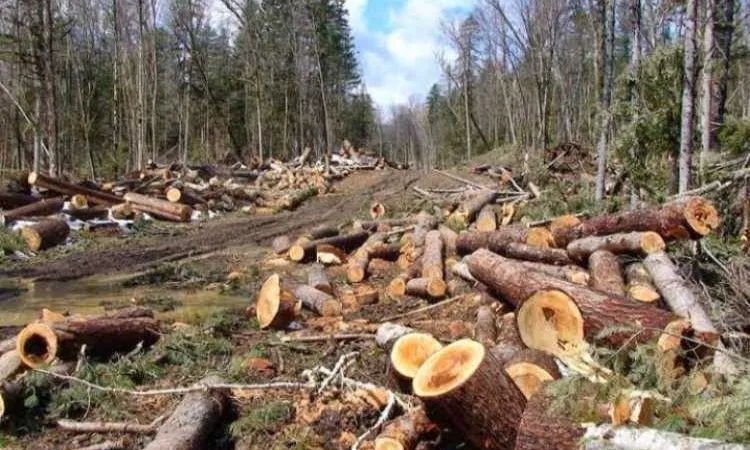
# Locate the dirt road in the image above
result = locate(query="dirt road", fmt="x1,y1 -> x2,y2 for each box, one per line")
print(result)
1,170 -> 421,281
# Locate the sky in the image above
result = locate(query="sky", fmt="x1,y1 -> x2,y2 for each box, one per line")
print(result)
345,0 -> 476,110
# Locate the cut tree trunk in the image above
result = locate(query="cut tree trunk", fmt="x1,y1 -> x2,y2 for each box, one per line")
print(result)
474,306 -> 497,346
21,219 -> 70,251
514,390 -> 585,450
272,235 -> 292,255
307,264 -> 331,294
66,206 -> 109,221
517,261 -> 589,285
370,202 -> 386,219
466,249 -> 684,352
374,407 -> 436,450
16,317 -> 160,368
165,187 -> 206,206
644,251 -> 735,374
0,197 -> 64,225
438,225 -> 458,257
279,187 -> 317,210
0,351 -> 22,382
456,227 -> 553,255
124,192 -> 192,222
0,193 -> 38,209
348,234 -> 386,283
502,243 -> 574,266
412,339 -> 527,450
389,260 -> 423,297
421,230 -> 444,281
376,323 -> 415,350
288,231 -> 369,262
292,285 -> 341,317
389,333 -> 443,392
355,218 -> 417,233
143,376 -> 230,450
624,263 -> 661,303
405,278 -> 447,300
449,189 -> 498,227
255,274 -> 298,330
552,197 -> 719,247
588,250 -> 626,295
70,194 -> 88,209
567,231 -> 665,263
28,172 -> 123,206
476,205 -> 497,232
110,203 -> 134,220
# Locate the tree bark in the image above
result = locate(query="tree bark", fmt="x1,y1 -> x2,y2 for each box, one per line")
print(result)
406,278 -> 447,300
624,262 -> 661,303
0,197 -> 64,225
476,204 -> 497,231
449,189 -> 497,227
0,351 -> 22,382
514,391 -> 585,450
502,242 -> 573,266
412,340 -> 527,450
288,231 -> 369,262
28,172 -> 122,206
21,218 -> 70,251
679,0 -> 699,193
374,407 -> 436,450
143,376 -> 230,450
588,250 -> 626,295
456,227 -> 553,255
124,192 -> 192,222
0,193 -> 38,209
292,285 -> 341,317
517,261 -> 589,285
700,0 -> 717,170
307,264 -> 331,294
567,231 -> 665,262
421,230 -> 444,281
474,306 -> 497,346
595,0 -> 616,201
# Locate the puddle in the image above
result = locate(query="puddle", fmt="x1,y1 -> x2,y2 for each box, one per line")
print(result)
0,274 -> 250,326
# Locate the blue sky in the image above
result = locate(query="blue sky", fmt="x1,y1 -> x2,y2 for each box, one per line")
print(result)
344,0 -> 476,109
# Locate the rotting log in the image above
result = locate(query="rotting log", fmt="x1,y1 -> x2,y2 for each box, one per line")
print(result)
412,339 -> 527,450
255,274 -> 299,330
0,197 -> 64,225
466,249 -> 684,352
16,317 -> 160,368
552,196 -> 719,247
374,407 -> 436,450
0,192 -> 38,209
567,231 -> 666,263
288,231 -> 369,262
491,313 -> 560,400
517,261 -> 589,285
143,375 -> 230,450
21,219 -> 70,251
307,264 -> 332,294
421,230 -> 444,281
292,285 -> 342,317
456,227 -> 554,255
588,250 -> 626,295
503,243 -> 574,266
389,333 -> 443,393
625,263 -> 660,303
124,192 -> 192,222
476,204 -> 497,232
644,251 -> 735,374
474,306 -> 497,346
28,172 -> 123,206
449,189 -> 498,227
405,278 -> 446,300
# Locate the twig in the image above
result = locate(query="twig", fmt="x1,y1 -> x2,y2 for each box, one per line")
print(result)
71,440 -> 126,450
34,369 -> 316,396
383,225 -> 415,237
380,295 -> 465,323
699,241 -> 731,275
411,186 -> 434,199
58,415 -> 165,434
318,351 -> 358,393
75,344 -> 87,374
280,333 -> 375,343
431,169 -> 492,190
352,391 -> 396,450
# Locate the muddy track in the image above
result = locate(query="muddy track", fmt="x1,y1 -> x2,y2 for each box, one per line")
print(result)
1,170 -> 421,281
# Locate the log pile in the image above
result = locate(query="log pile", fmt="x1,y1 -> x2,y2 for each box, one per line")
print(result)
0,153 -> 402,252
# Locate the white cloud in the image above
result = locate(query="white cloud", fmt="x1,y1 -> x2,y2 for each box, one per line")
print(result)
348,0 -> 475,108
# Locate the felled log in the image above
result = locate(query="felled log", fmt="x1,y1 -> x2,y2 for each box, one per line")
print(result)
581,424 -> 750,449
644,251 -> 734,374
491,313 -> 560,400
272,235 -> 292,255
456,227 -> 554,255
143,376 -> 230,450
0,192 -> 38,209
348,234 -> 386,283
124,192 -> 192,222
405,278 -> 446,299
110,203 -> 134,220
449,189 -> 497,227
21,219 -> 70,251
413,212 -> 438,247
307,264 -> 332,294
376,323 -> 416,350
16,316 -> 160,368
28,172 -> 122,206
0,196 -> 64,225
354,218 -> 417,233
567,231 -> 666,263
438,225 -> 457,257
474,306 -> 497,346
502,242 -> 574,266
625,263 -> 660,303
517,261 -> 589,285
66,206 -> 109,221
421,230 -> 444,281
466,249 -> 684,352
374,407 -> 436,450
279,187 -> 318,210
288,231 -> 369,262
412,339 -> 527,450
389,333 -> 443,392
514,391 -> 585,450
388,260 -> 423,297
316,244 -> 348,265
165,187 -> 206,206
370,202 -> 386,219
255,274 -> 298,329
552,197 -> 719,247
476,205 -> 497,232
588,250 -> 626,295
292,285 -> 342,317
0,351 -> 22,382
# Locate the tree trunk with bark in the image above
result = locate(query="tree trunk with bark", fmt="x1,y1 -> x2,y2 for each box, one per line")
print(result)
21,219 -> 70,251
0,197 -> 64,225
588,250 -> 626,295
449,190 -> 497,227
566,231 -> 665,262
624,262 -> 661,303
28,172 -> 122,206
292,285 -> 341,317
307,264 -> 331,294
374,407 -> 436,450
124,192 -> 192,222
678,0 -> 699,193
456,227 -> 554,255
255,274 -> 298,330
288,231 -> 369,262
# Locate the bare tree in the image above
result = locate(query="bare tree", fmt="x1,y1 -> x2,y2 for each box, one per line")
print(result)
679,0 -> 699,193
595,0 -> 615,201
